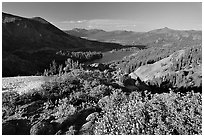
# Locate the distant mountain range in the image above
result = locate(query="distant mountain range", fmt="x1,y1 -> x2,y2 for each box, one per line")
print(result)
2,12 -> 202,77
65,27 -> 201,46
2,12 -> 122,77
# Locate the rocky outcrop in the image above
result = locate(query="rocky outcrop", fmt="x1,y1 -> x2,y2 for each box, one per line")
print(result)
86,112 -> 99,122
130,50 -> 185,82
17,100 -> 44,117
52,107 -> 102,135
66,27 -> 201,46
2,102 -> 102,135
30,120 -> 55,135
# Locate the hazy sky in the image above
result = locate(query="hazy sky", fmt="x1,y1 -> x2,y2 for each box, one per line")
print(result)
2,2 -> 202,31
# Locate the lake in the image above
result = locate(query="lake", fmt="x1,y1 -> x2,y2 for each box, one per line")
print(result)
89,50 -> 137,64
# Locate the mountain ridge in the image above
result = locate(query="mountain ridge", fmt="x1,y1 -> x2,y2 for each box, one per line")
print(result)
2,12 -> 122,77
65,27 -> 201,46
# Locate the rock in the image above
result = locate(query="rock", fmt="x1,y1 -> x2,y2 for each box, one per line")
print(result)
18,100 -> 44,117
31,114 -> 55,126
129,72 -> 139,80
2,119 -> 30,135
55,130 -> 63,135
58,115 -> 77,130
30,114 -> 40,124
120,74 -> 136,86
90,63 -> 108,71
30,121 -> 55,135
78,121 -> 95,135
53,107 -> 102,134
86,112 -> 99,121
55,126 -> 77,135
74,107 -> 102,130
81,121 -> 93,131
77,107 -> 102,121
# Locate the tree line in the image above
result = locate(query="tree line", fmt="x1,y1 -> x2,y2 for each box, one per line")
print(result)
56,50 -> 103,62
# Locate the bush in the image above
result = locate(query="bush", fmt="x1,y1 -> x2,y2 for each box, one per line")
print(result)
94,91 -> 202,135
89,85 -> 111,100
40,74 -> 81,104
119,74 -> 136,86
15,90 -> 44,105
2,91 -> 20,118
52,98 -> 76,119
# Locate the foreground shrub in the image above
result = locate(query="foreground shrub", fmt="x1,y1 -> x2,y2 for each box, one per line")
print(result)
52,98 -> 76,119
15,90 -> 44,105
94,91 -> 202,135
2,91 -> 20,118
41,74 -> 81,104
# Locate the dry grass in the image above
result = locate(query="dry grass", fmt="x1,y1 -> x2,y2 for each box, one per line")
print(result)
2,76 -> 52,94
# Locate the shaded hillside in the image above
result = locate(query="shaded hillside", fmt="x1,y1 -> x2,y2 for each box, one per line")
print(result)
2,12 -> 122,77
129,46 -> 202,93
65,27 -> 201,47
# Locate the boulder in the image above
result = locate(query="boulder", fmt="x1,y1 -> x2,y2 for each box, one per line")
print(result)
80,121 -> 94,132
120,74 -> 136,86
86,112 -> 99,121
30,121 -> 55,135
76,107 -> 102,122
53,107 -> 102,134
55,130 -> 63,135
18,100 -> 44,117
54,115 -> 77,133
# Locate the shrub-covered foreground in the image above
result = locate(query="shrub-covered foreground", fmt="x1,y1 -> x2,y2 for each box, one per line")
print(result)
2,66 -> 202,135
2,44 -> 202,135
95,91 -> 202,135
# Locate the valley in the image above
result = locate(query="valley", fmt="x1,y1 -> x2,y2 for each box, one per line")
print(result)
2,12 -> 122,77
2,9 -> 202,135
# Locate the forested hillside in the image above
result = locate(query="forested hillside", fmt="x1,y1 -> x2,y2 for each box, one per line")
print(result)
2,41 -> 202,135
2,3 -> 202,135
2,12 -> 122,77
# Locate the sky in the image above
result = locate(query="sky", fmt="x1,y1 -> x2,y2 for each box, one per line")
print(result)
2,2 -> 202,32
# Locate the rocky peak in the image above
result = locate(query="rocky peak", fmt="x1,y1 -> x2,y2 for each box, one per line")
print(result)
31,17 -> 49,24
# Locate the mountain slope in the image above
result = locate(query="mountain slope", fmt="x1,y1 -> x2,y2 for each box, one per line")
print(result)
129,49 -> 186,81
129,46 -> 202,86
65,27 -> 201,47
3,12 -> 122,52
65,28 -> 142,45
2,12 -> 122,77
